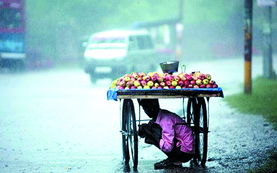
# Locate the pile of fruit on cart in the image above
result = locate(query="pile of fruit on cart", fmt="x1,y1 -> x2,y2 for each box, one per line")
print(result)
110,71 -> 219,90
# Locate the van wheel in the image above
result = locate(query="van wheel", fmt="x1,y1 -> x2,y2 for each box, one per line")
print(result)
89,73 -> 97,84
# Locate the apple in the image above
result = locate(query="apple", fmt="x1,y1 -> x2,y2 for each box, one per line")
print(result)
171,80 -> 178,86
186,75 -> 193,81
143,85 -> 150,89
143,76 -> 150,81
202,79 -> 209,85
134,80 -> 140,87
213,84 -> 218,88
140,80 -> 147,86
192,71 -> 201,77
130,86 -> 137,89
173,76 -> 180,81
163,86 -> 169,89
178,80 -> 184,86
176,86 -> 181,89
188,84 -> 193,88
132,73 -> 139,79
205,74 -> 212,80
154,83 -> 160,88
192,76 -> 198,80
184,80 -> 190,86
126,81 -> 132,87
138,72 -> 146,77
119,81 -> 126,87
137,86 -> 143,89
190,80 -> 196,85
117,86 -> 125,90
194,85 -> 199,88
147,81 -> 154,87
157,76 -> 163,82
199,74 -> 206,80
166,80 -> 172,86
160,82 -> 165,87
199,84 -> 206,88
209,80 -> 215,85
196,79 -> 202,85
124,76 -> 131,82
206,84 -> 212,88
151,76 -> 157,82
164,74 -> 173,81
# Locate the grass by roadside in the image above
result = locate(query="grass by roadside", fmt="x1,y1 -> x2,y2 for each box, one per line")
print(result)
224,77 -> 277,173
225,77 -> 277,130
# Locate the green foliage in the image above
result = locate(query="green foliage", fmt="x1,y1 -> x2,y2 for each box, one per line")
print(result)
225,77 -> 277,129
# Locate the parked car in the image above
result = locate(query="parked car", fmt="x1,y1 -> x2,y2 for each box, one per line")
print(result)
83,29 -> 161,83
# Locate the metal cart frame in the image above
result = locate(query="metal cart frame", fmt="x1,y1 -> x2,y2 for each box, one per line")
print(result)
107,88 -> 224,170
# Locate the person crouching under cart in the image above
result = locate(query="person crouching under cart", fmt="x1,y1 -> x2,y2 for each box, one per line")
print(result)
138,99 -> 194,169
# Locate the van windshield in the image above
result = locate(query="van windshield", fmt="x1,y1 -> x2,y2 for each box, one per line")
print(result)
89,36 -> 126,44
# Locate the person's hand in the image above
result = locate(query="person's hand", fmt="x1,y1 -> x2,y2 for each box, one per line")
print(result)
145,136 -> 156,145
138,123 -> 148,138
149,122 -> 162,140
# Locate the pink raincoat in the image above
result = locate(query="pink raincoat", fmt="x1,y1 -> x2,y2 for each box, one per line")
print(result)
154,109 -> 194,154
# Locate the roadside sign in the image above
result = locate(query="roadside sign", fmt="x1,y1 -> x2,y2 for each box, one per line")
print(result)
257,0 -> 277,7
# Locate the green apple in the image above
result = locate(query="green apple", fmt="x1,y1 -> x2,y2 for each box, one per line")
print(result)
147,81 -> 154,87
171,81 -> 178,86
202,79 -> 209,85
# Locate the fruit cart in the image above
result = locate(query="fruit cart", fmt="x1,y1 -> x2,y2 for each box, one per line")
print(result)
107,87 -> 224,170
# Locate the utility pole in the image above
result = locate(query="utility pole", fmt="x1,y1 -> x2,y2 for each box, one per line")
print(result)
257,1 -> 276,79
244,0 -> 253,94
175,0 -> 184,62
262,6 -> 274,78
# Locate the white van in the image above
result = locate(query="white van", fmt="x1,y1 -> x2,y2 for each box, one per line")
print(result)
83,29 -> 160,83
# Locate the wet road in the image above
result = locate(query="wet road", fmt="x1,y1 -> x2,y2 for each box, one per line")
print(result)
0,56 -> 276,172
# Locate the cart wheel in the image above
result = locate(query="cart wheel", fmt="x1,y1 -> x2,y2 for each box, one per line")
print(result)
187,98 -> 197,126
122,99 -> 138,170
194,98 -> 208,167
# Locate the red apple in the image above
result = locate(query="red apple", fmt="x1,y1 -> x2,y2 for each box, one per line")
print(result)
190,80 -> 196,85
199,84 -> 206,88
206,84 -> 212,88
184,80 -> 190,86
209,80 -> 215,85
213,84 -> 218,88
130,86 -> 137,89
178,80 -> 184,86
140,80 -> 147,86
157,76 -> 163,82
165,80 -> 172,86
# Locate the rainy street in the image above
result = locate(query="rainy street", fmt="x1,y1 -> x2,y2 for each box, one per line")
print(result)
1,0 -> 277,172
0,56 -> 277,173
